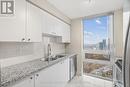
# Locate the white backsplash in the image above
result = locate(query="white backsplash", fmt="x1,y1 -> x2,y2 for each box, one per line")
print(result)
0,36 -> 65,67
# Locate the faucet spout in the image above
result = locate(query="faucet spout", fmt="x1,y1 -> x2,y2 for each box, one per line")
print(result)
47,44 -> 51,63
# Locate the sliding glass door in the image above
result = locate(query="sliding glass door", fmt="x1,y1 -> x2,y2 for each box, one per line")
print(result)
83,14 -> 114,80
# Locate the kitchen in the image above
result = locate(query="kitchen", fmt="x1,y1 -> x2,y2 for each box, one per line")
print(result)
0,0 -> 129,87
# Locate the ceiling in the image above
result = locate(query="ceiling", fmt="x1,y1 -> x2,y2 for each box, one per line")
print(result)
47,0 -> 123,19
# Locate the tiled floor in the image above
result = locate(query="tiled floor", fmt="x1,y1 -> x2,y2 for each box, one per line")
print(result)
65,75 -> 113,87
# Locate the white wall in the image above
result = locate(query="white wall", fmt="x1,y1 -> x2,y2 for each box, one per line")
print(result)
114,10 -> 123,58
66,18 -> 83,76
29,0 -> 71,24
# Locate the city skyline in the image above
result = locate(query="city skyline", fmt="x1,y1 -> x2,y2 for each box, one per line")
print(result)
84,39 -> 107,50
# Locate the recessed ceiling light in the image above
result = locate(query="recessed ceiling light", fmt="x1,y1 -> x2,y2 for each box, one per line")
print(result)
80,0 -> 92,7
84,0 -> 92,4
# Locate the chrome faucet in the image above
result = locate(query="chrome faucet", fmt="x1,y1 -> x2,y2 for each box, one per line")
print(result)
47,44 -> 51,63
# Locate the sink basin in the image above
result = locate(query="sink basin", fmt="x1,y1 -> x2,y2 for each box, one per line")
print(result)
45,57 -> 57,61
45,54 -> 66,62
55,55 -> 66,58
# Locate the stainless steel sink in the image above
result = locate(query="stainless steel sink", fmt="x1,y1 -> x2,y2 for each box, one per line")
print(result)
55,55 -> 66,58
45,57 -> 57,61
45,54 -> 66,62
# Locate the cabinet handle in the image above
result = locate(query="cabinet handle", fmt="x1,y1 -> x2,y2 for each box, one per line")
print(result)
36,74 -> 39,77
21,38 -> 25,41
28,38 -> 31,41
30,77 -> 33,79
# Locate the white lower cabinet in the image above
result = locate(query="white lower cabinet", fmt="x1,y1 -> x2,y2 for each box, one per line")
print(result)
11,59 -> 69,87
57,58 -> 70,83
11,76 -> 34,87
35,65 -> 56,87
35,59 -> 69,87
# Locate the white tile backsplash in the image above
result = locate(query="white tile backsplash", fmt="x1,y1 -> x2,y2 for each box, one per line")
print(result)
0,43 -> 34,59
0,36 -> 65,67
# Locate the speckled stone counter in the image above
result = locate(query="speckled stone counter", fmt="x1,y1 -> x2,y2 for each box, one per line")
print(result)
1,54 -> 76,87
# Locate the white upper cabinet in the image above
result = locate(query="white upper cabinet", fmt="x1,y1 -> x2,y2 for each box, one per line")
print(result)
42,12 -> 61,36
0,0 -> 26,42
61,22 -> 70,43
26,2 -> 42,42
0,0 -> 70,42
42,11 -> 71,43
42,11 -> 54,35
0,0 -> 42,42
53,17 -> 63,36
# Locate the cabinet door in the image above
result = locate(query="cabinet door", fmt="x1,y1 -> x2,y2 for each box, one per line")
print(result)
53,18 -> 63,36
52,59 -> 69,87
35,59 -> 69,87
61,23 -> 71,43
44,13 -> 55,35
11,76 -> 34,87
42,11 -> 62,36
0,0 -> 26,42
41,11 -> 47,34
57,59 -> 70,86
35,65 -> 58,87
26,2 -> 42,42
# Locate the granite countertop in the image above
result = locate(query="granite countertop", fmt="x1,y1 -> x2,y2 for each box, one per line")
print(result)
1,53 -> 76,87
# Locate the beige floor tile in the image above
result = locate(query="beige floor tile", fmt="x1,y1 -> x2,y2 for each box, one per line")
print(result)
65,75 -> 113,87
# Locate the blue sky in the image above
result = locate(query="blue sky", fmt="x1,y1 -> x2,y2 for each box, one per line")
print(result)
83,16 -> 108,45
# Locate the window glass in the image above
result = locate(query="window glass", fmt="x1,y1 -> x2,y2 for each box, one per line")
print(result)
83,16 -> 109,51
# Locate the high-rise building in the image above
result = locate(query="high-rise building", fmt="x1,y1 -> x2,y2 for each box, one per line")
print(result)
99,42 -> 103,50
103,39 -> 106,50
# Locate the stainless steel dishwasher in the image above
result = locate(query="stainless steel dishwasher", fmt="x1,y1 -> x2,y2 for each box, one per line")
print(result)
69,55 -> 77,80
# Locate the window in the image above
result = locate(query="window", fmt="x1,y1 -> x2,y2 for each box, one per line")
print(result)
83,15 -> 113,61
83,16 -> 109,50
83,14 -> 113,80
